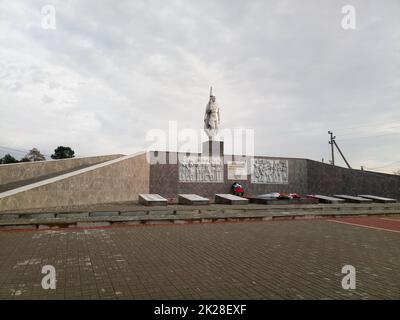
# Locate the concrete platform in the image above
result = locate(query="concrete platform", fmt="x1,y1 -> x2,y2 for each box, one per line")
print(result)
178,194 -> 210,205
333,195 -> 373,203
308,195 -> 345,204
215,194 -> 249,205
358,195 -> 397,203
138,194 -> 168,206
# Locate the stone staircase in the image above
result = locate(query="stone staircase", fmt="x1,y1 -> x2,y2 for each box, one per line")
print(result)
1,202 -> 400,230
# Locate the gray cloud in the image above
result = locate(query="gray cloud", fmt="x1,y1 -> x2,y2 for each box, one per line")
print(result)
0,0 -> 399,172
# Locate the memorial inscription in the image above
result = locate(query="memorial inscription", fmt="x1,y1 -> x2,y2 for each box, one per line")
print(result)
179,156 -> 224,183
227,161 -> 248,180
251,159 -> 288,184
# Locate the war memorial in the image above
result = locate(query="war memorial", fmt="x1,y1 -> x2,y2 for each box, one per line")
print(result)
1,0 -> 400,306
1,91 -> 400,212
0,92 -> 400,302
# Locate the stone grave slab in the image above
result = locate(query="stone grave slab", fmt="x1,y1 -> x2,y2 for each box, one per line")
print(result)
250,197 -> 318,205
249,197 -> 290,205
139,194 -> 168,206
215,194 -> 249,205
308,195 -> 345,204
178,194 -> 210,205
333,195 -> 373,203
358,195 -> 397,203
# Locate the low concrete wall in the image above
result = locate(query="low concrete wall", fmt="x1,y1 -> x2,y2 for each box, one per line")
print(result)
0,154 -> 123,185
0,153 -> 149,211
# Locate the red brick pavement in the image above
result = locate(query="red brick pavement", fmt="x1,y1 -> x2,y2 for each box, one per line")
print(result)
0,219 -> 399,300
328,216 -> 400,233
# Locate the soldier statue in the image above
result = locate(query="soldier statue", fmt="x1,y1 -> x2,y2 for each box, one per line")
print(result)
204,87 -> 220,140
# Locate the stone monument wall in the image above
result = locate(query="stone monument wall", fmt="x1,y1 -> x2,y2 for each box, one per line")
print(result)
149,151 -> 308,199
2,150 -> 399,211
306,160 -> 400,199
149,151 -> 400,200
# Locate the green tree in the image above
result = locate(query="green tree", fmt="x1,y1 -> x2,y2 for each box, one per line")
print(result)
0,153 -> 18,164
19,157 -> 31,163
24,148 -> 46,162
51,146 -> 75,159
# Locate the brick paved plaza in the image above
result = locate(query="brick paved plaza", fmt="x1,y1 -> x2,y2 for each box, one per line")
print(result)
0,218 -> 399,300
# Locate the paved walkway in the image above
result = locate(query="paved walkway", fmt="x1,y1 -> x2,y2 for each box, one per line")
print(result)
0,218 -> 399,299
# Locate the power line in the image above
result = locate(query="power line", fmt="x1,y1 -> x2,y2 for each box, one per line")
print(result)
0,146 -> 52,158
339,131 -> 400,142
0,147 -> 26,155
283,120 -> 400,139
332,120 -> 400,133
366,160 -> 400,170
337,124 -> 400,138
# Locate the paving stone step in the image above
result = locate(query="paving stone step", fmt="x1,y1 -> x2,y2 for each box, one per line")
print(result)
2,203 -> 400,220
0,209 -> 399,230
3,201 -> 400,215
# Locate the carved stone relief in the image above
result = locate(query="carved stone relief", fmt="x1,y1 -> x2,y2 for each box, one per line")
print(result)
251,159 -> 288,184
179,156 -> 224,183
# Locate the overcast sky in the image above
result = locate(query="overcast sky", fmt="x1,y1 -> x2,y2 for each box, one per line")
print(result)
0,0 -> 399,172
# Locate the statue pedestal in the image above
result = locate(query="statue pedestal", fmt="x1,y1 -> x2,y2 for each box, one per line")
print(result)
202,140 -> 224,157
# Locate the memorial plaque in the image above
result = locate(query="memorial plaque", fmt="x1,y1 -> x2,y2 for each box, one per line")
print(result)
227,161 -> 248,180
251,158 -> 288,184
358,195 -> 397,203
333,195 -> 373,203
308,195 -> 345,204
179,156 -> 223,183
178,194 -> 210,205
215,194 -> 249,205
139,194 -> 168,206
